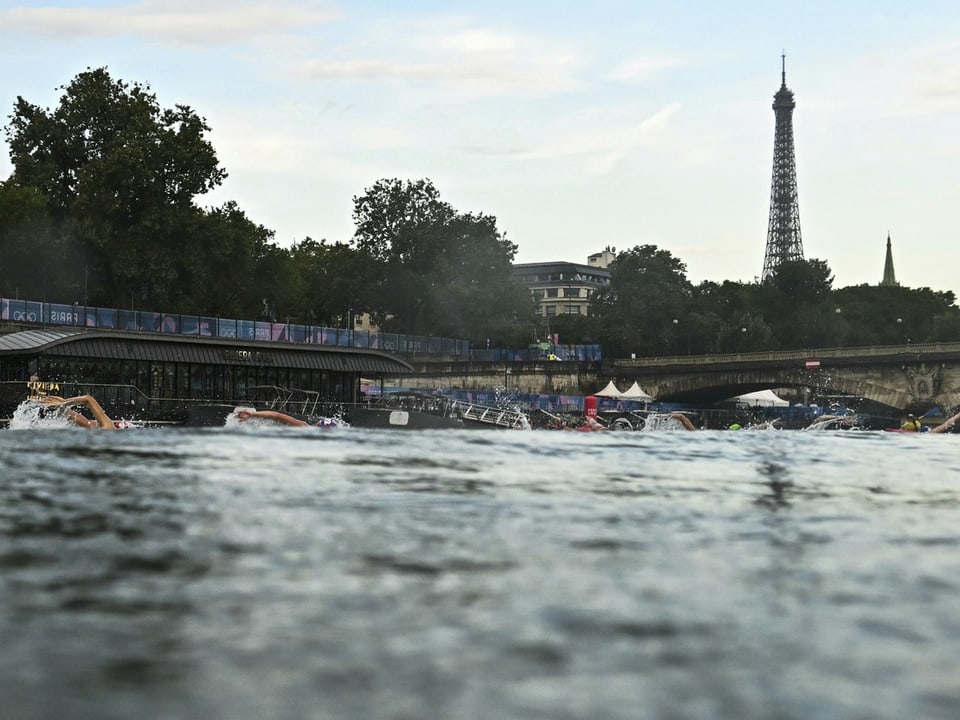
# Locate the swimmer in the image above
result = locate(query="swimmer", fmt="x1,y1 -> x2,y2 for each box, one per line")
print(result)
929,407 -> 960,434
578,416 -> 607,432
805,414 -> 858,431
231,407 -> 339,428
40,395 -> 118,429
669,412 -> 700,431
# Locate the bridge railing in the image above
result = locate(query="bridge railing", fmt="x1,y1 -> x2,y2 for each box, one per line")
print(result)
0,296 -> 471,359
613,342 -> 960,368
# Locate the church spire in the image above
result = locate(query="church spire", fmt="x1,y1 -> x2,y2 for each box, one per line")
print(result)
881,232 -> 898,286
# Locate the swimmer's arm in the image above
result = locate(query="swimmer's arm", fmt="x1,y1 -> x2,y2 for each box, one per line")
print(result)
669,412 -> 698,431
930,409 -> 960,433
57,395 -> 116,429
66,410 -> 100,428
242,410 -> 310,427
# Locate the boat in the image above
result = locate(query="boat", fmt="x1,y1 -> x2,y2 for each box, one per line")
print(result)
346,391 -> 464,429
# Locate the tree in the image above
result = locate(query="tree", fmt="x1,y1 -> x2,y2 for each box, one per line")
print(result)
591,245 -> 692,356
351,178 -> 454,332
150,201 -> 274,318
4,67 -> 227,308
763,258 -> 836,348
833,284 -> 960,347
287,238 -> 377,328
351,178 -> 534,338
424,211 -> 536,341
0,181 -> 71,301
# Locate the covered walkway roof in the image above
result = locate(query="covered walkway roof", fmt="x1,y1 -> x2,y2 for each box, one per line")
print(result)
0,328 -> 415,375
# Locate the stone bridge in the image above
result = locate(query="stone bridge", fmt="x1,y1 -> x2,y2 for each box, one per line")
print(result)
605,342 -> 960,412
401,342 -> 960,413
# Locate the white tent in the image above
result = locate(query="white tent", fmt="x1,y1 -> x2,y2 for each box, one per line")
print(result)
594,381 -> 623,398
732,389 -> 789,407
620,382 -> 654,402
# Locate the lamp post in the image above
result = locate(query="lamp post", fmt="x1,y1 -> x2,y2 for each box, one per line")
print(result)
504,368 -> 512,393
897,317 -> 908,345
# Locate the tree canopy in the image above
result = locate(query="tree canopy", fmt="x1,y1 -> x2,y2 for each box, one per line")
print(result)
350,178 -> 536,339
583,249 -> 960,356
590,245 -> 693,356
3,67 -> 248,310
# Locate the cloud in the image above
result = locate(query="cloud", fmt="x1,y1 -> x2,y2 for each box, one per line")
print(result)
296,56 -> 580,97
439,29 -> 517,54
605,56 -> 682,83
910,42 -> 960,107
0,0 -> 341,44
294,16 -> 583,98
511,103 -> 681,170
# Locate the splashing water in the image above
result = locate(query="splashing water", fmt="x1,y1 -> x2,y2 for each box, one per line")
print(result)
9,400 -> 78,430
642,413 -> 691,431
9,400 -> 143,430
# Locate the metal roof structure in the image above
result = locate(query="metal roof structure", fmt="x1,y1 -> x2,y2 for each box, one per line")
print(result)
0,328 -> 415,375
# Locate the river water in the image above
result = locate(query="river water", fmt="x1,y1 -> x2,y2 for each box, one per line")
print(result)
2,425 -> 959,720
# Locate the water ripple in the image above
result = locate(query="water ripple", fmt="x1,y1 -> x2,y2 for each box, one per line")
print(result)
2,427 -> 960,720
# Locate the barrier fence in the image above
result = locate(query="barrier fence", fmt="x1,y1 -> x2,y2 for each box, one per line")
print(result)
1,297 -> 470,358
1,297 -> 603,362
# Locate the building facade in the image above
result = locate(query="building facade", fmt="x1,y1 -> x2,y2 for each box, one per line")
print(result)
0,327 -> 414,424
512,248 -> 614,320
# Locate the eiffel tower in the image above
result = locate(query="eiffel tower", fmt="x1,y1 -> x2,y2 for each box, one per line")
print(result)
762,55 -> 804,281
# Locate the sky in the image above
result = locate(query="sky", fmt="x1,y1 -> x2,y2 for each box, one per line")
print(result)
1,0 -> 959,297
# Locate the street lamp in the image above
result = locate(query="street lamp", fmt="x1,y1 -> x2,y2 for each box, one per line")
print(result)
897,317 -> 909,344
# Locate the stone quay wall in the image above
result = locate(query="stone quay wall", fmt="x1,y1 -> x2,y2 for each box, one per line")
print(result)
388,361 -> 602,395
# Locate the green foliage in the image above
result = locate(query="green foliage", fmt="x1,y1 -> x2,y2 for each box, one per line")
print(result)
4,67 -> 228,309
0,181 -> 72,300
350,178 -> 536,338
286,238 -> 377,327
586,252 -> 960,356
767,258 -> 834,301
590,245 -> 692,356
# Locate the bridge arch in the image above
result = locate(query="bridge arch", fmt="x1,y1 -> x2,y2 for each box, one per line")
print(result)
642,368 -> 910,409
608,343 -> 960,413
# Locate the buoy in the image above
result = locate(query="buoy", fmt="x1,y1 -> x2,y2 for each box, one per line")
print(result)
584,394 -> 598,419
